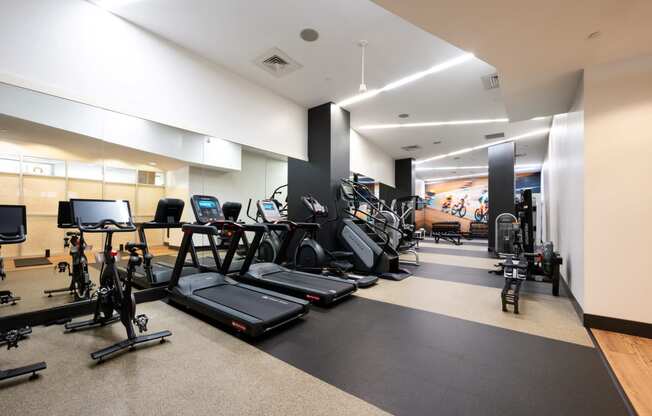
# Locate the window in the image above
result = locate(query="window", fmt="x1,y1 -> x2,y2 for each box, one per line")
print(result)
0,155 -> 20,174
105,166 -> 137,184
68,161 -> 103,181
22,156 -> 65,177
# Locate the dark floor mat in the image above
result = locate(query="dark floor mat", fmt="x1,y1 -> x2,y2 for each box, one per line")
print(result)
13,257 -> 52,267
419,245 -> 493,258
404,262 -> 568,297
253,297 -> 627,416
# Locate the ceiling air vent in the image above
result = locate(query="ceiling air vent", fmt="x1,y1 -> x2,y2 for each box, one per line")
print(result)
401,145 -> 421,152
254,48 -> 302,78
485,132 -> 505,140
515,153 -> 527,158
481,73 -> 500,90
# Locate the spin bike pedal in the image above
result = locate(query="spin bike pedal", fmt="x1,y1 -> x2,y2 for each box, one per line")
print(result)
134,314 -> 149,332
56,261 -> 70,273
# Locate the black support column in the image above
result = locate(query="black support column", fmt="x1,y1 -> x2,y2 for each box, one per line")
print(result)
488,142 -> 515,252
287,103 -> 350,250
379,158 -> 416,224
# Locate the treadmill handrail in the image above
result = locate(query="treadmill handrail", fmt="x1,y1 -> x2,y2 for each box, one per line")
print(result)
275,220 -> 321,231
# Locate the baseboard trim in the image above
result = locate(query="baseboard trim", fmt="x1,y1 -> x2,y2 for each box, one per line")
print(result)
558,273 -> 584,322
584,314 -> 652,339
587,330 -> 637,416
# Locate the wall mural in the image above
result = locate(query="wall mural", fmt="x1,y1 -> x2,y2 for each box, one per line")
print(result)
416,172 -> 541,232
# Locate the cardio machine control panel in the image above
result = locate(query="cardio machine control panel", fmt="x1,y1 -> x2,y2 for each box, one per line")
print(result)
191,195 -> 224,224
301,196 -> 328,217
257,200 -> 283,222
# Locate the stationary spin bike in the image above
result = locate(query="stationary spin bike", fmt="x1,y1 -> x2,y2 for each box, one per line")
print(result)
64,199 -> 171,361
44,201 -> 94,301
0,204 -> 47,381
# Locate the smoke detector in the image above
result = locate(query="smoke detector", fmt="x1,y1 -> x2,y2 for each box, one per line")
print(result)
481,73 -> 500,90
255,48 -> 302,78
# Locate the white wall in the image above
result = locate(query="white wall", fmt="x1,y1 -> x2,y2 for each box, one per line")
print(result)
350,129 -> 395,186
0,82 -> 242,171
583,55 -> 652,324
0,0 -> 307,161
541,80 -> 585,307
190,151 -> 288,221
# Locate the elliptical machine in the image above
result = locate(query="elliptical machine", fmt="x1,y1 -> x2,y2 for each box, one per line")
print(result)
336,179 -> 412,281
294,195 -> 378,288
64,199 -> 171,361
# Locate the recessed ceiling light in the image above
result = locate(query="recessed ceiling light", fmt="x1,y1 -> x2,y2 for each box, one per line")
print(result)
337,53 -> 474,107
398,113 -> 410,119
148,162 -> 157,166
359,118 -> 509,130
415,128 -> 550,165
300,28 -> 319,42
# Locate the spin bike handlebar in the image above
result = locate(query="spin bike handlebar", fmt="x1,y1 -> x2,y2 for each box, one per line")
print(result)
76,219 -> 137,233
0,226 -> 26,245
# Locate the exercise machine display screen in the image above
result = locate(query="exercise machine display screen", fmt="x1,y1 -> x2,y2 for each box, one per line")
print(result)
0,205 -> 26,235
191,195 -> 224,224
257,200 -> 282,222
70,199 -> 132,225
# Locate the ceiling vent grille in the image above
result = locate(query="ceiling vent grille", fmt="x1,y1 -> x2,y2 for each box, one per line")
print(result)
481,73 -> 500,90
515,153 -> 527,158
401,145 -> 421,152
254,48 -> 302,78
485,132 -> 505,140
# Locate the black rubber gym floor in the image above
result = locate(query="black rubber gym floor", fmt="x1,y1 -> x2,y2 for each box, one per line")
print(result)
403,262 -> 570,297
419,245 -> 494,258
253,296 -> 627,416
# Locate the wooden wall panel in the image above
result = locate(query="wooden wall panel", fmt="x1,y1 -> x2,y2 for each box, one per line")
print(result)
0,174 -> 20,204
136,185 -> 164,216
67,179 -> 103,199
103,183 -> 137,206
23,216 -> 63,257
22,176 -> 66,215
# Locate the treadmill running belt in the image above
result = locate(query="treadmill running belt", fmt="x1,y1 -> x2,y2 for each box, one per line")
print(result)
194,285 -> 303,322
262,271 -> 348,293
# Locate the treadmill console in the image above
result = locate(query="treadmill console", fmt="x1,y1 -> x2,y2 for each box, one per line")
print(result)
257,200 -> 283,222
191,195 -> 224,224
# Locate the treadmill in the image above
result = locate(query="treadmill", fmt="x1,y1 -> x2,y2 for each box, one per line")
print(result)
192,196 -> 357,306
125,198 -> 199,289
167,197 -> 309,337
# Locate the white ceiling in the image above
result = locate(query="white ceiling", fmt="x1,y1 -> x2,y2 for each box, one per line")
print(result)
372,0 -> 652,121
104,0 -> 552,180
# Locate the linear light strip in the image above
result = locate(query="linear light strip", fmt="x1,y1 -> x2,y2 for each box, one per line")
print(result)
358,118 -> 509,130
336,53 -> 475,108
423,166 -> 541,184
415,128 -> 550,165
417,163 -> 541,171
